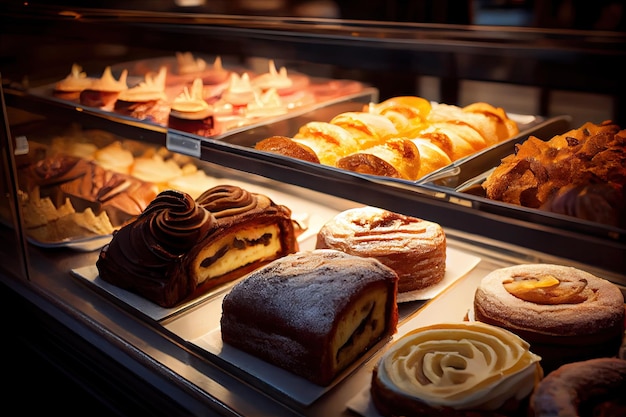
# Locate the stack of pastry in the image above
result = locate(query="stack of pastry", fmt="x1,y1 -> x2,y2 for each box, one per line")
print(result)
255,96 -> 519,181
482,120 -> 626,227
316,206 -> 446,294
19,187 -> 115,242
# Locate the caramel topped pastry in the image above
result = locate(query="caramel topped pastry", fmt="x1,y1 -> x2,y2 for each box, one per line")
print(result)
474,263 -> 625,373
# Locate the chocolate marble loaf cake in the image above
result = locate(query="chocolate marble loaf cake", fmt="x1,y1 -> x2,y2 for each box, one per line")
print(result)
97,185 -> 299,307
220,249 -> 399,386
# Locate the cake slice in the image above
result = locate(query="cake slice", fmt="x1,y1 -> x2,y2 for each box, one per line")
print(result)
220,249 -> 399,386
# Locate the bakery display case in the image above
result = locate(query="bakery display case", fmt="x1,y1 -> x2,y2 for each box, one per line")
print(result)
1,2 -> 625,416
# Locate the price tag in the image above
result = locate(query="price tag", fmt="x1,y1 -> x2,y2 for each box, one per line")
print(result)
166,131 -> 201,158
14,135 -> 29,156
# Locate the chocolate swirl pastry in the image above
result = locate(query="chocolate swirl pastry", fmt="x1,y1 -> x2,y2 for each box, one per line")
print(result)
59,161 -> 158,225
97,185 -> 300,307
97,190 -> 217,307
371,322 -> 542,417
474,264 -> 625,373
19,154 -> 89,190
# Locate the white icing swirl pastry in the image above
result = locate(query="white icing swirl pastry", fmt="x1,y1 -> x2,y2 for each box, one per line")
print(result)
372,322 -> 542,415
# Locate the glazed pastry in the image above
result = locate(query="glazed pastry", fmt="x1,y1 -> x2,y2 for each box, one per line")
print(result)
473,263 -> 625,373
221,249 -> 399,386
530,358 -> 626,417
97,185 -> 299,307
336,137 -> 421,180
411,123 -> 480,161
463,102 -> 519,143
371,322 -> 542,417
366,95 -> 433,124
330,111 -> 398,148
410,138 -> 453,178
292,121 -> 359,166
316,206 -> 446,293
254,135 -> 320,164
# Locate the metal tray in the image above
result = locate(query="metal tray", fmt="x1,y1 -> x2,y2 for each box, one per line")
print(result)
415,115 -> 626,244
28,57 -> 379,140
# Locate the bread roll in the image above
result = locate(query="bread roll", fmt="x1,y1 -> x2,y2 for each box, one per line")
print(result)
292,121 -> 359,166
254,135 -> 320,164
330,111 -> 398,148
410,138 -> 453,178
336,137 -> 421,180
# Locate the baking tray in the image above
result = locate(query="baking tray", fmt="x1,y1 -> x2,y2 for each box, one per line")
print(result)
216,106 -> 554,185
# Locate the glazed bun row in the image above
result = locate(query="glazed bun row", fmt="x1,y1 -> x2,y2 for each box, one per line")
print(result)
256,96 -> 519,180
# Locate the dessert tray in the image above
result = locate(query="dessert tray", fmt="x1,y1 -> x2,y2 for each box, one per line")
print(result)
28,54 -> 378,140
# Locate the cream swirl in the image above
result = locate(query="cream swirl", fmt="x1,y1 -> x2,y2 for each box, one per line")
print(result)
196,184 -> 268,219
376,322 -> 542,411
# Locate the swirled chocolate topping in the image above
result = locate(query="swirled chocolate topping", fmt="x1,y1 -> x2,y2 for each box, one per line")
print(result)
97,190 -> 216,307
141,190 -> 217,253
196,184 -> 272,219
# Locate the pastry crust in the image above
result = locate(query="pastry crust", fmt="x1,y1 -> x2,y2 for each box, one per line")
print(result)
254,135 -> 320,163
530,358 -> 626,417
474,263 -> 625,372
336,137 -> 421,180
316,206 -> 446,293
220,249 -> 398,386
